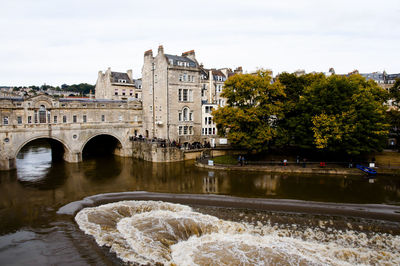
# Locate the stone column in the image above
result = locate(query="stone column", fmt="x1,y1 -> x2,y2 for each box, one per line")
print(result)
63,150 -> 82,163
0,158 -> 16,171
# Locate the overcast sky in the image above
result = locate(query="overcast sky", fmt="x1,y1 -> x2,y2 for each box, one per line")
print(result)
1,0 -> 399,86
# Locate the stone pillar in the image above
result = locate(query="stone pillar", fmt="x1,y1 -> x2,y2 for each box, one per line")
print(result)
0,158 -> 16,171
63,150 -> 82,163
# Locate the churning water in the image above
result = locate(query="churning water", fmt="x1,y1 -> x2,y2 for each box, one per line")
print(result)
75,200 -> 400,265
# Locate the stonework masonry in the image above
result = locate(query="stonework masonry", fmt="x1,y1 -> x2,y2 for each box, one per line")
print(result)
0,94 -> 142,170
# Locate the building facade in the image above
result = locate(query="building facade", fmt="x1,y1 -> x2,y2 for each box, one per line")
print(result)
95,68 -> 142,100
141,46 -> 202,143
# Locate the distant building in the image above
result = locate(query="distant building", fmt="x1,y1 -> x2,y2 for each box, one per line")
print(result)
95,68 -> 142,100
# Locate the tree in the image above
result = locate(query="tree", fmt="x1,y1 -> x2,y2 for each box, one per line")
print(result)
387,79 -> 400,148
277,72 -> 325,147
213,70 -> 285,152
297,74 -> 389,155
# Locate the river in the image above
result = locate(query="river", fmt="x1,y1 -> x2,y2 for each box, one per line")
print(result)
0,140 -> 399,265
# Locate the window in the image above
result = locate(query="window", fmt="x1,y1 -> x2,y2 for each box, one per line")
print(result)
114,89 -> 118,96
101,115 -> 105,122
73,115 -> 77,123
209,128 -> 212,134
122,90 -> 126,96
118,79 -> 126,83
205,106 -> 213,113
135,93 -> 138,98
189,126 -> 193,135
34,111 -> 38,123
39,105 -> 46,123
213,128 -> 216,135
189,112 -> 193,121
179,74 -> 183,82
183,89 -> 188,101
63,115 -> 67,123
83,115 -> 87,123
150,105 -> 153,112
119,115 -> 122,121
179,89 -> 192,102
130,90 -> 133,96
184,126 -> 188,135
17,116 -> 22,124
178,112 -> 182,121
183,108 -> 188,121
28,116 -> 32,124
3,116 -> 8,125
54,116 -> 57,123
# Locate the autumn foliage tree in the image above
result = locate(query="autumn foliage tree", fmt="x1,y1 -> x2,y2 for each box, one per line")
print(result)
212,70 -> 285,152
215,71 -> 389,156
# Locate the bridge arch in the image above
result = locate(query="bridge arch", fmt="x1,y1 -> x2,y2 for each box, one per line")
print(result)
14,136 -> 74,165
81,133 -> 126,158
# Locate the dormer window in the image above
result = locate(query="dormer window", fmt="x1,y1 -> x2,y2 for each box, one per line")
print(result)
169,59 -> 174,65
118,79 -> 127,83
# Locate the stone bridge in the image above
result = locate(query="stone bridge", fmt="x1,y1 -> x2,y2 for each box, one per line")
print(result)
0,94 -> 142,170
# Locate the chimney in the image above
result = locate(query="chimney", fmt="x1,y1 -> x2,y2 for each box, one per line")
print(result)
182,50 -> 196,61
144,49 -> 153,57
235,66 -> 243,74
127,69 -> 133,81
158,45 -> 164,55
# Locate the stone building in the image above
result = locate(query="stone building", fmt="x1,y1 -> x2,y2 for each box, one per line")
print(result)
141,46 -> 202,143
199,66 -> 242,145
95,67 -> 142,100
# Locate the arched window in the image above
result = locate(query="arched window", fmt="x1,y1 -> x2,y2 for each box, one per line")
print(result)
183,107 -> 189,121
39,105 -> 46,123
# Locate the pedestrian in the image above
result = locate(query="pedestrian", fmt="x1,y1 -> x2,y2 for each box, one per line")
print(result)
238,155 -> 242,166
283,159 -> 287,166
296,155 -> 300,164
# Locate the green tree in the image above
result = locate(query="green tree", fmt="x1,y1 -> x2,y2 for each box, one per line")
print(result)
298,74 -> 389,155
277,72 -> 325,147
213,70 -> 285,152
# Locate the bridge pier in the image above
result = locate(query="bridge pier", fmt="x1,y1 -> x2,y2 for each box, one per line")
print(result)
0,158 -> 16,171
63,151 -> 82,163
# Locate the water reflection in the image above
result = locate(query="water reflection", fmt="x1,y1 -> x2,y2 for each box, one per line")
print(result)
1,143 -> 400,234
203,171 -> 218,193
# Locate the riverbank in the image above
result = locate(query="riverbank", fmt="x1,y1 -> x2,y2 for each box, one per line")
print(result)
195,159 -> 400,176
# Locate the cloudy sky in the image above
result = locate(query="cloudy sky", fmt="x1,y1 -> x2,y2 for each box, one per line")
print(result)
1,0 -> 399,86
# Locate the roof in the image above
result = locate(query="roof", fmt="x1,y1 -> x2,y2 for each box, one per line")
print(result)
165,54 -> 198,67
60,98 -> 128,103
211,69 -> 226,77
111,72 -> 133,83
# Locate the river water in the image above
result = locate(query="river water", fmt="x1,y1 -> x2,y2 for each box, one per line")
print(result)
0,141 -> 400,265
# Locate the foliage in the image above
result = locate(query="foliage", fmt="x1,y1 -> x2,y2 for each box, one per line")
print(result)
280,74 -> 389,155
215,71 -> 390,156
63,83 -> 95,95
389,79 -> 400,108
213,70 -> 285,152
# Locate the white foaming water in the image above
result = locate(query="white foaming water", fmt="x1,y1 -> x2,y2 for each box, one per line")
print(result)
75,201 -> 400,265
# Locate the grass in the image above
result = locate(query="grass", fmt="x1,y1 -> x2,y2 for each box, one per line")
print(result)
212,155 -> 238,165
